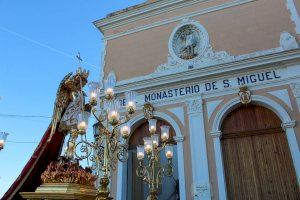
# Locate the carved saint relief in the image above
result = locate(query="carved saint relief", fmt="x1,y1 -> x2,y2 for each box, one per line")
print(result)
172,24 -> 201,60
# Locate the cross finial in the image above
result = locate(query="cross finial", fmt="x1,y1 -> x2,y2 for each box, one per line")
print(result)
76,52 -> 83,66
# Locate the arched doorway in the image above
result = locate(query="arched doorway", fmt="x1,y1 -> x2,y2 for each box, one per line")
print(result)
126,119 -> 179,200
221,104 -> 299,199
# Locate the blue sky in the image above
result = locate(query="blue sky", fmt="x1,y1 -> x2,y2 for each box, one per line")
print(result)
0,0 -> 144,197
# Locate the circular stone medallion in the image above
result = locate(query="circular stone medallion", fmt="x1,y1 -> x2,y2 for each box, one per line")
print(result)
170,22 -> 209,61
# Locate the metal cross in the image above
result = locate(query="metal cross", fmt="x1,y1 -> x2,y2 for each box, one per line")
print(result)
76,52 -> 83,66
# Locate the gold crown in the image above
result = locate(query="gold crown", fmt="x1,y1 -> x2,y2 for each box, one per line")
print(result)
74,67 -> 89,81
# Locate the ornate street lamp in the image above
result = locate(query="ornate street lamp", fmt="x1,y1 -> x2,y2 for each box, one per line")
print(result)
65,68 -> 137,200
136,104 -> 174,200
0,132 -> 9,151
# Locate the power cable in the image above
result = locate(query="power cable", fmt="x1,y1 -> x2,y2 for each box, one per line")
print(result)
6,140 -> 39,144
0,26 -> 98,69
0,114 -> 51,119
0,113 -> 96,119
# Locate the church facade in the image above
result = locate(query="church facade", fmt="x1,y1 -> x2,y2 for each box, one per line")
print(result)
94,0 -> 300,199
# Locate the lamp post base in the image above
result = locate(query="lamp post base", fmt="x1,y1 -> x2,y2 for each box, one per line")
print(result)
96,197 -> 113,200
147,190 -> 158,200
96,176 -> 113,200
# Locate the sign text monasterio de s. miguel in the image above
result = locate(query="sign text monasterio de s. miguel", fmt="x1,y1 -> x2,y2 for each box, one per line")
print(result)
119,70 -> 282,106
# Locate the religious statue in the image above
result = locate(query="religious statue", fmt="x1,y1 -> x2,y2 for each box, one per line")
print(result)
48,68 -> 89,142
180,29 -> 198,59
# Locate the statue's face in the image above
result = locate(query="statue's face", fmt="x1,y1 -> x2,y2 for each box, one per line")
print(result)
72,74 -> 88,91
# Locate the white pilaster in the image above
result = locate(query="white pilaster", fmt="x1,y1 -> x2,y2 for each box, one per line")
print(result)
291,82 -> 300,111
100,38 -> 107,82
282,121 -> 300,184
286,0 -> 300,35
116,162 -> 127,200
210,131 -> 227,200
186,99 -> 211,199
173,135 -> 186,200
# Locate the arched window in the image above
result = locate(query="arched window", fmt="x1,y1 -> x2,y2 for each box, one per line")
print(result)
126,119 -> 180,200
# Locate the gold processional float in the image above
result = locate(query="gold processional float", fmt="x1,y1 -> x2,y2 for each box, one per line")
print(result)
20,64 -> 175,200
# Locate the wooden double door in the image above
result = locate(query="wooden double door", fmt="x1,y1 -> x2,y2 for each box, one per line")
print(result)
221,105 -> 299,200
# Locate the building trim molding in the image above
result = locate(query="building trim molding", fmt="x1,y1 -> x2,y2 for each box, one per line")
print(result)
174,135 -> 185,143
206,100 -> 223,121
95,0 -> 198,32
186,98 -> 212,199
210,131 -> 227,200
211,95 -> 292,132
113,49 -> 300,94
98,0 -> 255,40
291,81 -> 300,111
167,107 -> 186,126
99,39 -> 107,84
282,120 -> 297,130
286,0 -> 300,35
186,99 -> 203,115
115,66 -> 300,114
291,82 -> 300,98
210,131 -> 222,138
268,89 -> 293,110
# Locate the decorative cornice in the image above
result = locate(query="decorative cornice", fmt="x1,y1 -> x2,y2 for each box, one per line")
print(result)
186,99 -> 203,114
291,82 -> 300,98
105,71 -> 117,89
118,70 -> 300,113
174,135 -> 185,143
97,0 -> 254,39
280,32 -> 299,50
281,120 -> 296,130
94,0 -> 190,33
210,131 -> 222,138
114,48 -> 300,94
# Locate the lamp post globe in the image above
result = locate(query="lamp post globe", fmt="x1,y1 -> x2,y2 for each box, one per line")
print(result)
0,132 -> 9,151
